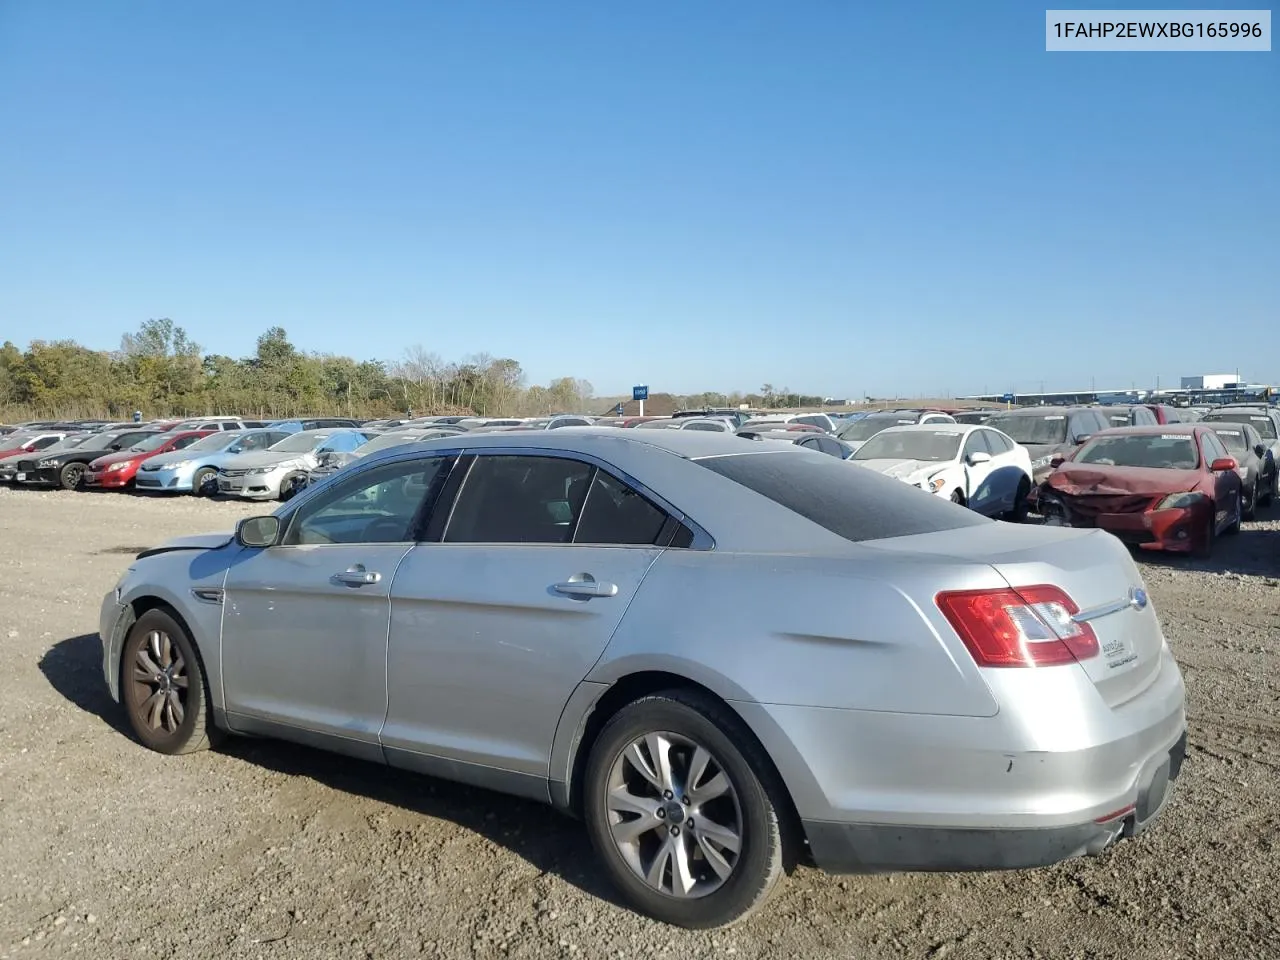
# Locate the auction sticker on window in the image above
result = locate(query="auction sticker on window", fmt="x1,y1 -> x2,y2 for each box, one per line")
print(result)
1046,9 -> 1272,51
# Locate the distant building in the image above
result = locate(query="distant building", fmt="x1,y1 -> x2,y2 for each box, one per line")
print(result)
1181,374 -> 1241,391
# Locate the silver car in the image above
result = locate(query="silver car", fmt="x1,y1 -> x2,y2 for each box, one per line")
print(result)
215,428 -> 371,500
135,429 -> 292,494
100,428 -> 1186,928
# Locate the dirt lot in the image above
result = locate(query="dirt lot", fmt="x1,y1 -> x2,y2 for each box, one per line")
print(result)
1,487 -> 1277,960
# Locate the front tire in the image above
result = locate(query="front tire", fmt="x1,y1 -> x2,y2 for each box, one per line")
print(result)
120,609 -> 221,755
1007,478 -> 1031,523
583,690 -> 785,929
192,467 -> 217,496
1243,478 -> 1258,521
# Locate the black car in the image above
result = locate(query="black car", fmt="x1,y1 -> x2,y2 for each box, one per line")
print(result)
982,406 -> 1111,485
14,428 -> 163,489
1206,421 -> 1276,517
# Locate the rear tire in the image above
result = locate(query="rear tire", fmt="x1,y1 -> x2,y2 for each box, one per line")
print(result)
59,462 -> 86,490
583,690 -> 786,929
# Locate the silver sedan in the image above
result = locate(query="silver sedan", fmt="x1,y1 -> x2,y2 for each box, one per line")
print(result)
100,428 -> 1186,928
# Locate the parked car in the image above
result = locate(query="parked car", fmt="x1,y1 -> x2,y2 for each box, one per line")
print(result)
216,428 -> 372,500
0,430 -> 74,461
84,430 -> 217,490
672,409 -> 752,429
266,417 -> 365,433
834,410 -> 957,452
510,415 -> 597,430
304,429 -> 458,486
983,407 -> 1111,485
1198,406 -> 1280,494
850,423 -> 1033,519
10,429 -> 163,489
0,433 -> 92,482
134,429 -> 293,495
951,410 -> 999,425
1145,404 -> 1189,425
1036,425 -> 1243,558
1095,405 -> 1159,429
101,427 -> 1186,928
737,429 -> 854,459
1204,422 -> 1274,518
169,417 -> 269,432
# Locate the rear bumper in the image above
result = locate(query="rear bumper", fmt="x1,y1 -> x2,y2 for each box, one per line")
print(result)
802,730 -> 1186,873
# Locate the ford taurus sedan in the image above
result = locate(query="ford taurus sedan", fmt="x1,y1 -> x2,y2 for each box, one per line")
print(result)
100,428 -> 1187,928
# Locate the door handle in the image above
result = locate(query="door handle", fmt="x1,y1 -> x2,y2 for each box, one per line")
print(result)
331,565 -> 382,587
552,577 -> 619,599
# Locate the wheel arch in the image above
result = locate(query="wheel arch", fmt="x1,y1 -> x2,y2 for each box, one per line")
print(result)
119,589 -> 224,712
552,669 -> 813,867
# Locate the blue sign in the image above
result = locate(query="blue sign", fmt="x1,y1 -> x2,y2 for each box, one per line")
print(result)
632,385 -> 649,401
1000,393 -> 1015,403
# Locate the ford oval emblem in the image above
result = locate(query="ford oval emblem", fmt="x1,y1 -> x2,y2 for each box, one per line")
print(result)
1129,587 -> 1149,611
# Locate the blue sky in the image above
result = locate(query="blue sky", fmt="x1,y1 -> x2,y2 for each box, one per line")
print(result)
0,2 -> 1275,398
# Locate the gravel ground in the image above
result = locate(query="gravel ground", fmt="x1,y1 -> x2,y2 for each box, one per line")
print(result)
1,486 -> 1277,960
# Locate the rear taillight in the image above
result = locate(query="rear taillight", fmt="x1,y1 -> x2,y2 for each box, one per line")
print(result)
935,585 -> 1099,668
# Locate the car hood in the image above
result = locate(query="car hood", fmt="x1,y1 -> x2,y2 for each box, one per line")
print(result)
135,532 -> 235,560
219,450 -> 313,469
851,458 -> 948,482
1047,464 -> 1201,497
143,449 -> 206,467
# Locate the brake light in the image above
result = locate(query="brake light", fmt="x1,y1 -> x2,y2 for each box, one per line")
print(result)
935,585 -> 1099,667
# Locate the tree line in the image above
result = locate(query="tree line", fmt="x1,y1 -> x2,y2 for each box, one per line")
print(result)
0,319 -> 833,421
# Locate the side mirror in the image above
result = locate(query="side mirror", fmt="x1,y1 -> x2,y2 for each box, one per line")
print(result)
1074,434 -> 1092,445
966,451 -> 992,465
1050,454 -> 1067,467
236,515 -> 281,548
108,443 -> 123,451
1210,457 -> 1237,472
1255,443 -> 1267,458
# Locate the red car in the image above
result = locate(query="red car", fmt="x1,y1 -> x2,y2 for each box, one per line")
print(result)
1036,425 -> 1243,558
1145,404 -> 1189,425
84,430 -> 215,489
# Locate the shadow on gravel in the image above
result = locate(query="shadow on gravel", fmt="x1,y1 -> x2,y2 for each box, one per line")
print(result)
40,633 -> 626,909
38,633 -> 134,739
223,737 -> 629,908
1134,525 -> 1280,579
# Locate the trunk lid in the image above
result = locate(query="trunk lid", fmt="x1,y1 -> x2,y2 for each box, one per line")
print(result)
864,523 -> 1165,707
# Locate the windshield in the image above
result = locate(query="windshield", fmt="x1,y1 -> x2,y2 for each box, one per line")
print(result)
128,434 -> 175,453
1210,429 -> 1249,454
1075,435 -> 1200,470
185,432 -> 242,452
1203,413 -> 1277,440
985,415 -> 1068,445
837,417 -> 916,442
853,430 -> 961,463
37,435 -> 90,455
270,432 -> 332,453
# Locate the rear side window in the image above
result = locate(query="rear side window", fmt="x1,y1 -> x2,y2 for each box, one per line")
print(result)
696,451 -> 988,542
575,470 -> 669,545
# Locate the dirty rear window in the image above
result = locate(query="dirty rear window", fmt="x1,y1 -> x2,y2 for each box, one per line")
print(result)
696,451 -> 988,542
1203,413 -> 1277,439
984,414 -> 1069,445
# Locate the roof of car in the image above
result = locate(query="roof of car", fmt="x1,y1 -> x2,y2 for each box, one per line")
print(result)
404,425 -> 764,460
869,422 -> 974,435
986,406 -> 1096,417
1092,424 -> 1202,437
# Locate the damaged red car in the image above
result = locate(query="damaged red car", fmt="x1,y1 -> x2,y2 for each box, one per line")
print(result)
1037,425 -> 1243,558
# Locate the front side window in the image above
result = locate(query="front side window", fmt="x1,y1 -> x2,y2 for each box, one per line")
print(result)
285,456 -> 453,545
169,434 -> 204,451
962,431 -> 992,458
445,455 -> 593,543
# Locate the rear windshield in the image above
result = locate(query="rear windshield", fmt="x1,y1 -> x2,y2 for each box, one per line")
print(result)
697,451 -> 988,542
1075,435 -> 1199,470
836,416 -> 916,442
984,414 -> 1068,445
1210,428 -> 1248,453
1203,413 -> 1276,439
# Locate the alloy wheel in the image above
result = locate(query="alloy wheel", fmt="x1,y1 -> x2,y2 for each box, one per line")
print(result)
129,629 -> 189,734
604,731 -> 743,899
